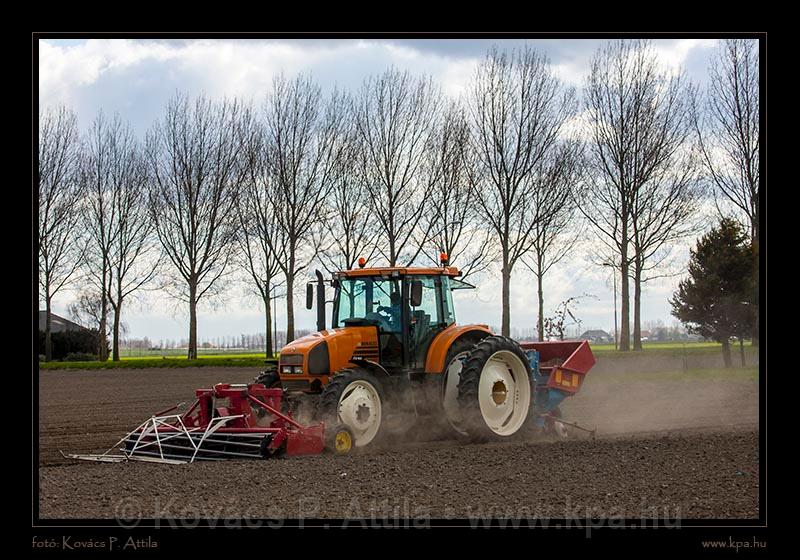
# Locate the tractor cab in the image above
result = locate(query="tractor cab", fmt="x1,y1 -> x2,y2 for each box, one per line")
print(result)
330,265 -> 474,373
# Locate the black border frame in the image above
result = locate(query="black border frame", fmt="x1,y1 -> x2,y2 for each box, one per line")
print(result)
32,31 -> 768,555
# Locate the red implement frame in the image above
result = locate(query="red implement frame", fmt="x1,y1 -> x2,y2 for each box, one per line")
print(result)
519,340 -> 596,394
134,383 -> 325,458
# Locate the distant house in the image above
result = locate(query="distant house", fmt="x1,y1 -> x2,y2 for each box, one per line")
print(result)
38,311 -> 89,333
578,329 -> 613,344
640,330 -> 652,341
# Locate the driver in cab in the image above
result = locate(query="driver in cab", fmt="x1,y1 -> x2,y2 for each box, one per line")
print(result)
379,290 -> 403,331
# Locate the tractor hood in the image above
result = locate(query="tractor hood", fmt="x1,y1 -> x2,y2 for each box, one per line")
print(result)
279,326 -> 379,375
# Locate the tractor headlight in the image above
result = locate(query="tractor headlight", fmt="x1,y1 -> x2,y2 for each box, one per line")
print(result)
280,354 -> 304,374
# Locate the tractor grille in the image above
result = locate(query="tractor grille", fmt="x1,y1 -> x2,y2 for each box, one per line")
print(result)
352,341 -> 379,361
283,379 -> 314,392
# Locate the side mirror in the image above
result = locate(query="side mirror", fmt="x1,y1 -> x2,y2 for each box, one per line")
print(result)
410,280 -> 423,308
306,283 -> 314,310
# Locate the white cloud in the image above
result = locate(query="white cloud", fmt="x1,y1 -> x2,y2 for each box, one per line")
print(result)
653,39 -> 718,75
553,61 -> 586,86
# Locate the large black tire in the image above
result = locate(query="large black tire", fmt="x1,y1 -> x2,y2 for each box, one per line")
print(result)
254,366 -> 281,388
440,336 -> 485,439
315,368 -> 386,448
253,366 -> 287,417
456,335 -> 533,442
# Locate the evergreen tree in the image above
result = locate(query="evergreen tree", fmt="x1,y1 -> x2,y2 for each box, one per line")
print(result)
671,219 -> 756,367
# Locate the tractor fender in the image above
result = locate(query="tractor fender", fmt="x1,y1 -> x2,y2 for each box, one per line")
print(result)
424,324 -> 493,373
348,357 -> 391,378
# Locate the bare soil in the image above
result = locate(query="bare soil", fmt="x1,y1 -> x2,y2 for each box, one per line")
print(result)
37,363 -> 759,519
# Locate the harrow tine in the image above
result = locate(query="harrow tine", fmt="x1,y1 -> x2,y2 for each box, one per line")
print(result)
191,415 -> 244,463
124,425 -> 204,452
125,455 -> 188,465
128,417 -> 158,459
127,441 -> 264,459
60,451 -> 128,463
123,435 -> 265,449
123,449 -> 227,462
59,451 -> 187,465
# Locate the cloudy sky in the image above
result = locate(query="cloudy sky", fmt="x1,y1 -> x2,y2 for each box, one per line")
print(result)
39,37 -> 724,342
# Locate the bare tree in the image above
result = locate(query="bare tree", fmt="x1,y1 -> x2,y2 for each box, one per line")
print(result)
264,75 -> 340,342
522,139 -> 583,341
469,45 -> 577,336
583,40 -> 697,351
543,294 -> 596,341
38,106 -> 84,361
80,113 -> 113,360
695,39 -> 759,243
146,94 -> 245,359
630,145 -> 703,350
236,106 -> 286,357
420,101 -> 494,280
355,68 -> 441,267
694,38 -> 760,345
67,289 -> 104,330
81,112 -> 156,361
104,117 -> 159,361
320,96 -> 380,272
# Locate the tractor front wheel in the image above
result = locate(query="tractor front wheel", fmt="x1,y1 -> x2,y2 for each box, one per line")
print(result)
254,366 -> 282,388
253,366 -> 287,417
316,368 -> 385,448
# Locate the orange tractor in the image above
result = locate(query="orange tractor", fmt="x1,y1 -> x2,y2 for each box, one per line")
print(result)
255,257 -> 596,452
63,256 -> 595,464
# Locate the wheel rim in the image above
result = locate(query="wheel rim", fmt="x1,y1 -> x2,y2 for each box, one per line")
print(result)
442,351 -> 470,435
334,429 -> 353,454
337,380 -> 382,446
477,350 -> 531,436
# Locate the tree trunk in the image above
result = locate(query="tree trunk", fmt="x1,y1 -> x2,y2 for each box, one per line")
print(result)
721,339 -> 732,368
618,207 -> 631,352
112,302 -> 121,361
285,272 -> 295,343
501,249 -> 511,337
389,238 -> 397,268
188,283 -> 198,360
751,199 -> 759,347
536,271 -> 544,342
619,251 -> 630,352
45,295 -> 53,362
632,260 -> 642,351
264,288 -> 273,358
739,337 -> 746,367
98,264 -> 109,361
612,268 -> 618,350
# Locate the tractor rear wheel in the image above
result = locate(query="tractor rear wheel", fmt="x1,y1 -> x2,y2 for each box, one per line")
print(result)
316,368 -> 385,448
441,337 -> 482,438
456,336 -> 532,441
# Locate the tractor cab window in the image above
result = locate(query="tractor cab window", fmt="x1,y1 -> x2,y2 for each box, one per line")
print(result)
408,276 -> 444,367
441,276 -> 456,325
335,277 -> 402,333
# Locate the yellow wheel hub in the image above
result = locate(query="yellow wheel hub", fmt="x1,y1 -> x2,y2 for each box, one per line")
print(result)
334,429 -> 353,454
491,380 -> 508,405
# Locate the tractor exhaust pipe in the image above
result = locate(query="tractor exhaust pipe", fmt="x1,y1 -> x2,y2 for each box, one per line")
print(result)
315,269 -> 326,332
